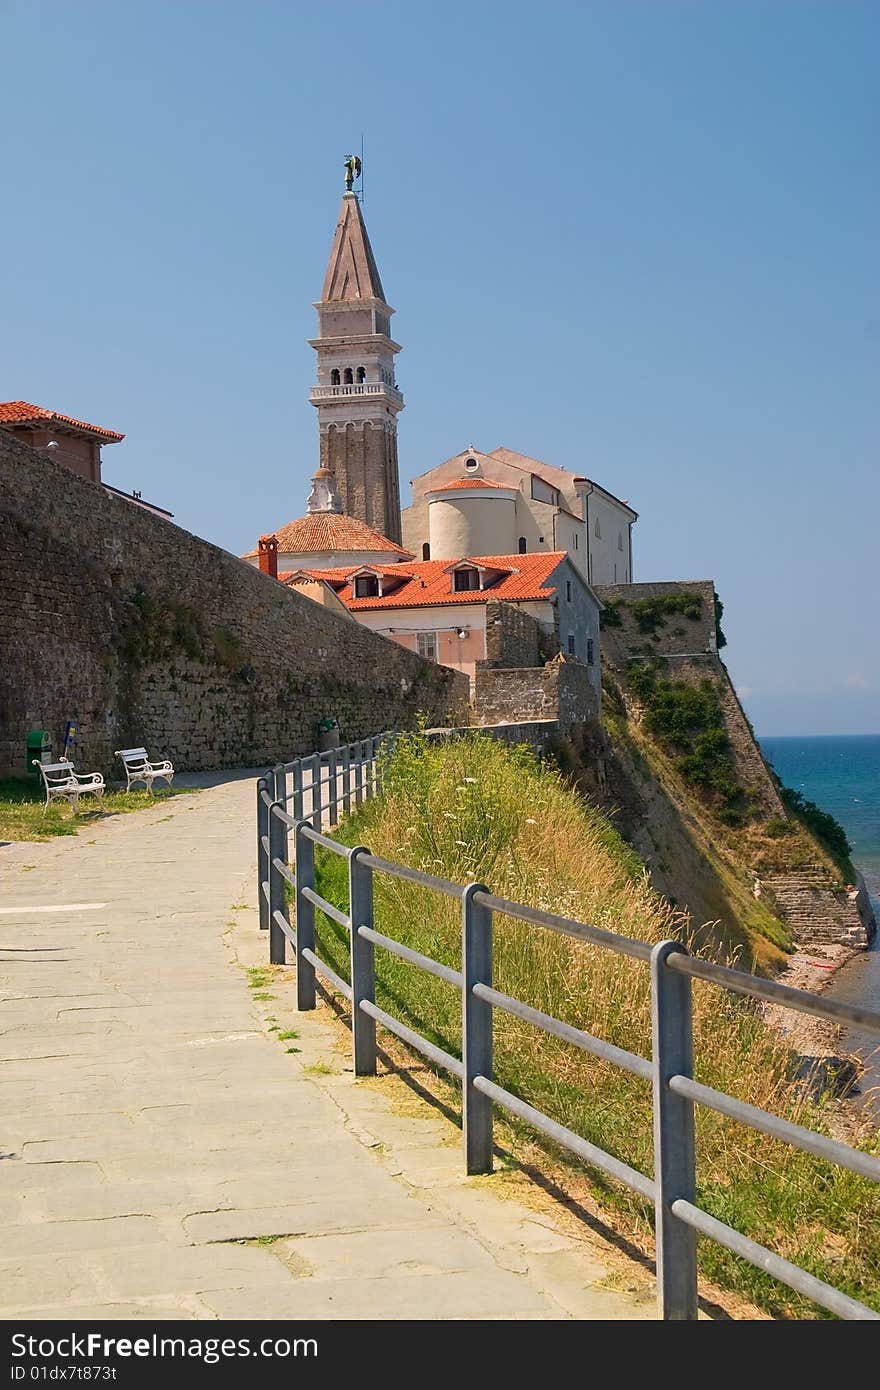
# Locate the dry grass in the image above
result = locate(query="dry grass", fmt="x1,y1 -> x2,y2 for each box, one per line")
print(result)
0,776 -> 187,843
309,731 -> 880,1318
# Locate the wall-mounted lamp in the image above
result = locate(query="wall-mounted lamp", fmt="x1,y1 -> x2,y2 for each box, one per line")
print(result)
456,628 -> 467,639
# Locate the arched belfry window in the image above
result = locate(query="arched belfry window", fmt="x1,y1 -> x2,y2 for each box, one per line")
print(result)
356,366 -> 367,384
343,368 -> 354,386
330,369 -> 340,386
422,542 -> 431,561
518,537 -> 527,554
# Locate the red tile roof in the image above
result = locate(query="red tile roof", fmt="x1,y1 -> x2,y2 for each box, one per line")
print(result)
0,400 -> 124,441
286,552 -> 567,610
427,478 -> 513,492
243,512 -> 413,559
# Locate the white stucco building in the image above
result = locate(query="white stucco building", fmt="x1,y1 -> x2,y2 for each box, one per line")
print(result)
401,446 -> 637,587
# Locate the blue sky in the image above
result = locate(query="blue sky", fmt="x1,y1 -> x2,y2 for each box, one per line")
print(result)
3,0 -> 877,736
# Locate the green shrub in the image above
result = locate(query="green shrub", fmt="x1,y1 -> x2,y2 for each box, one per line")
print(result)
627,667 -> 746,814
630,591 -> 703,634
600,600 -> 624,628
780,787 -> 852,869
765,817 -> 791,840
714,590 -> 728,650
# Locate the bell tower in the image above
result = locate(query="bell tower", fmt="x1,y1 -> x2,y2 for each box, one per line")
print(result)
309,171 -> 404,544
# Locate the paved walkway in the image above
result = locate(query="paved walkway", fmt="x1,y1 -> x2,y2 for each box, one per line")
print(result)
0,775 -> 655,1320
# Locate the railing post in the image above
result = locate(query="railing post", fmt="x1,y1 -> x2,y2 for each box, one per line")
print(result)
327,748 -> 339,827
341,744 -> 352,817
268,801 -> 288,966
349,846 -> 377,1076
312,755 -> 323,831
354,743 -> 364,808
462,883 -> 493,1175
293,761 -> 303,823
294,820 -> 316,1011
273,764 -> 286,805
257,774 -> 270,932
651,940 -> 698,1320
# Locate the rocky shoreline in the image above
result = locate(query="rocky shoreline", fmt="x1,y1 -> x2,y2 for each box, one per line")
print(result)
766,929 -> 877,1141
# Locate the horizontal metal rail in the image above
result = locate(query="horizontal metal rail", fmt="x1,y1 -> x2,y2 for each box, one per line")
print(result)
358,925 -> 463,987
473,982 -> 653,1082
671,1199 -> 880,1322
301,886 -> 351,931
300,946 -> 352,1001
359,998 -> 464,1080
272,909 -> 297,948
668,1074 -> 880,1183
667,951 -> 880,1035
260,738 -> 880,1321
473,1074 -> 655,1202
301,824 -> 351,855
271,857 -> 297,889
474,890 -> 653,963
360,852 -> 463,899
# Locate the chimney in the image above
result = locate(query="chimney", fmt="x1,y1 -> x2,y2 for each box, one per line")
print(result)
258,534 -> 279,579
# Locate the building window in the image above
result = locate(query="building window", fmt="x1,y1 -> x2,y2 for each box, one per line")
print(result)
453,567 -> 480,592
574,532 -> 579,549
330,369 -> 340,386
357,366 -> 367,384
594,516 -> 601,539
422,542 -> 431,561
566,580 -> 572,602
518,536 -> 527,554
354,575 -> 379,598
618,532 -> 624,550
464,456 -> 479,472
567,634 -> 576,656
343,367 -> 354,385
587,638 -> 594,666
417,631 -> 438,661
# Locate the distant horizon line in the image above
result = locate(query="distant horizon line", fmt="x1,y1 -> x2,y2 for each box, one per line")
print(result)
757,731 -> 880,741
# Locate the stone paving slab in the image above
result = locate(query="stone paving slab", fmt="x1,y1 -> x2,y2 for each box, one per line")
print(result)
0,771 -> 656,1320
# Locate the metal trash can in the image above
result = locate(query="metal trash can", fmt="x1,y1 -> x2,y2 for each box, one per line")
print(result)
26,730 -> 52,781
316,717 -> 340,752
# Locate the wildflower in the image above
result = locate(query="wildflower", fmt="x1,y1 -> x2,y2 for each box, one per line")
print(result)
525,817 -> 538,825
464,777 -> 477,784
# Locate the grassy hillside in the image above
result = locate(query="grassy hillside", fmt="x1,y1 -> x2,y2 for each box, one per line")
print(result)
306,730 -> 879,1318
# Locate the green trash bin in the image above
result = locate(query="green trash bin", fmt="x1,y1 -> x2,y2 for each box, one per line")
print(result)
26,730 -> 52,782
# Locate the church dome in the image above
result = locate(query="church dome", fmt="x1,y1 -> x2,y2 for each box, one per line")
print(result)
243,511 -> 413,572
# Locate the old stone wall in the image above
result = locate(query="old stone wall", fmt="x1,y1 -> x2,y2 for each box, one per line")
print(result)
594,579 -> 717,657
0,430 -> 467,778
473,656 -> 598,734
482,601 -> 545,669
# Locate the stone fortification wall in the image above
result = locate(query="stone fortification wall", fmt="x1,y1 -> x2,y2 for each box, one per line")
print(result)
0,430 -> 467,777
473,656 -> 598,734
482,601 -> 547,669
594,580 -> 717,657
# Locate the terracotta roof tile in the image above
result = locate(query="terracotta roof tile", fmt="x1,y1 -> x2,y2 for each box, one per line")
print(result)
243,512 -> 413,559
428,478 -> 513,492
286,552 -> 567,610
0,400 -> 124,441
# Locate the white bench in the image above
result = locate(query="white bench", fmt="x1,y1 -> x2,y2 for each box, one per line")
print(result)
32,760 -> 106,814
115,747 -> 175,794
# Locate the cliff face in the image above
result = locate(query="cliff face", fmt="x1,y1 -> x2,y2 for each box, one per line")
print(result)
578,583 -> 874,970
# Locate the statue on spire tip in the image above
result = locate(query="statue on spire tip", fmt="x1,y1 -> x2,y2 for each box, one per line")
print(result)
343,154 -> 361,192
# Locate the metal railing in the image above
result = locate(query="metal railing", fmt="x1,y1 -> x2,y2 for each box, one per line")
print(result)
255,738 -> 880,1322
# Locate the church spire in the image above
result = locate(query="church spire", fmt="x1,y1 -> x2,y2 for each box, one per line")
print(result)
321,193 -> 386,304
309,169 -> 404,545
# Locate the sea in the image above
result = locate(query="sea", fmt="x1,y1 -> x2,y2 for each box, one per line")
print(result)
759,734 -> 880,1110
